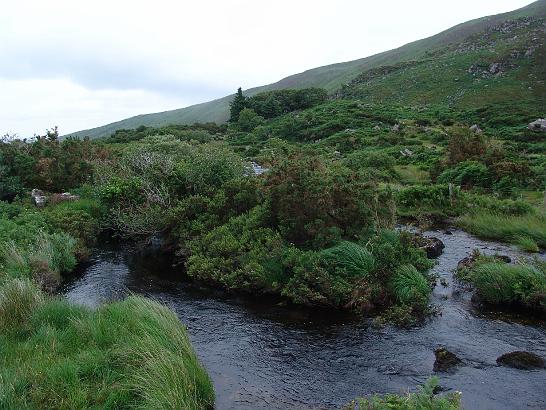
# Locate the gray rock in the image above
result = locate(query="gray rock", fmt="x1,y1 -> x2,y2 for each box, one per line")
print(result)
31,189 -> 47,207
392,123 -> 401,133
528,118 -> 546,132
469,124 -> 483,134
489,63 -> 502,74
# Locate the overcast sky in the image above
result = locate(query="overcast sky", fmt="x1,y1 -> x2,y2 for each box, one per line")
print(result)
0,0 -> 534,137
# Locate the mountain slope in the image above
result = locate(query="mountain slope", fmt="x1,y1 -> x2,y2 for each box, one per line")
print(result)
66,1 -> 546,139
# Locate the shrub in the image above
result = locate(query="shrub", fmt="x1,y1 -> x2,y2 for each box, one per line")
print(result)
437,161 -> 491,188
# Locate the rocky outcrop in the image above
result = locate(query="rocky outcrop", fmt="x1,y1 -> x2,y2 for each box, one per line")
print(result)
433,347 -> 462,372
528,119 -> 546,132
497,351 -> 545,370
31,189 -> 47,207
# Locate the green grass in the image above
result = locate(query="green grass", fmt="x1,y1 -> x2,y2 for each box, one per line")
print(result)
0,279 -> 214,409
470,263 -> 546,310
344,377 -> 461,409
390,264 -> 431,307
458,212 -> 546,249
321,241 -> 375,278
515,235 -> 540,252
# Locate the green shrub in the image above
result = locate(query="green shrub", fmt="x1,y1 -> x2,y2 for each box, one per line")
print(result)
437,160 -> 491,188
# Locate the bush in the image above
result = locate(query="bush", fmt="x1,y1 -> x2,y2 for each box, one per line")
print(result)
437,161 -> 491,188
0,278 -> 44,334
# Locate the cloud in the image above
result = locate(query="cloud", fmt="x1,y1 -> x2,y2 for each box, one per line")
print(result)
0,0 -> 534,136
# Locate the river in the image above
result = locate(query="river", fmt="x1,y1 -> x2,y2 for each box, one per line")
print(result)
61,229 -> 546,409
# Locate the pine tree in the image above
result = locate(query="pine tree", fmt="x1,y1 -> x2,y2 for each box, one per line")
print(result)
229,87 -> 247,122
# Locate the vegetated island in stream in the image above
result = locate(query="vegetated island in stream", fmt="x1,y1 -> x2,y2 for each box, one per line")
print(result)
1,6 -> 546,409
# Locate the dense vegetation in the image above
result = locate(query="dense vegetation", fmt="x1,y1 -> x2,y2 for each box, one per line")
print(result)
2,9 -> 546,408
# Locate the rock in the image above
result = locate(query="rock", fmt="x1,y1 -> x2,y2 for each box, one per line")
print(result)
373,125 -> 381,131
31,189 -> 47,207
413,235 -> 445,258
528,118 -> 546,132
392,123 -> 401,133
434,347 -> 462,372
489,63 -> 502,75
469,124 -> 483,134
497,351 -> 545,370
457,252 -> 511,271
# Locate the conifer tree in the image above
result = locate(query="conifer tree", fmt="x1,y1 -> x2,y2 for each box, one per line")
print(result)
229,87 -> 247,122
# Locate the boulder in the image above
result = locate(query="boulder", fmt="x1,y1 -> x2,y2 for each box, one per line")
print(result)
392,123 -> 401,133
433,347 -> 462,372
31,189 -> 47,207
413,235 -> 445,258
489,63 -> 502,74
457,252 -> 511,271
528,119 -> 546,132
469,124 -> 483,134
497,351 -> 545,370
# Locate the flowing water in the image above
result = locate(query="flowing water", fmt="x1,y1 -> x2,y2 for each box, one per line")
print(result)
61,229 -> 546,410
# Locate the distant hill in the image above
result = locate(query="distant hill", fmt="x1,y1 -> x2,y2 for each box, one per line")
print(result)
65,0 -> 546,140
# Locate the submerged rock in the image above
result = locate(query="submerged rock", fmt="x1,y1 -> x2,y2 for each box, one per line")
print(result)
497,351 -> 545,370
433,347 -> 462,372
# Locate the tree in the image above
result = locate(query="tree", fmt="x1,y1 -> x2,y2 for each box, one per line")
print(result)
229,87 -> 247,123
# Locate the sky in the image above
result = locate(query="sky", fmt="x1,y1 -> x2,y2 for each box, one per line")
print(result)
0,0 -> 535,137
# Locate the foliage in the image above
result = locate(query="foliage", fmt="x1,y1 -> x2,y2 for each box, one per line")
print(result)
344,377 -> 461,410
247,88 -> 327,119
389,264 -> 431,309
229,87 -> 248,123
458,212 -> 546,248
0,283 -> 214,409
469,263 -> 545,311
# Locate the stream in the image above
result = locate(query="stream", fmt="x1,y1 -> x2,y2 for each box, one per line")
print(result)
61,229 -> 546,410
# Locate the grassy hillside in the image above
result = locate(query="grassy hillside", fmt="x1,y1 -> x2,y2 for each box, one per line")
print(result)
66,1 -> 546,139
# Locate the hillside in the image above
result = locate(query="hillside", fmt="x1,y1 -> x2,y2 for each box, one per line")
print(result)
66,0 -> 546,139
